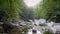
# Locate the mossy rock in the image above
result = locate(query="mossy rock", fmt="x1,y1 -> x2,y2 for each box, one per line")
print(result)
43,31 -> 52,34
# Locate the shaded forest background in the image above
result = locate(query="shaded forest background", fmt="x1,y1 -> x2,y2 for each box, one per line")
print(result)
0,0 -> 60,23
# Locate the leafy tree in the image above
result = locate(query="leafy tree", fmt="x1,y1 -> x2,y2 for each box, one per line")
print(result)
0,0 -> 23,22
0,0 -> 25,33
20,7 -> 35,21
39,0 -> 60,22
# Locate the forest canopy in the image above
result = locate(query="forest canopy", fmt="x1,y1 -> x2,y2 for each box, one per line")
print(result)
0,0 -> 60,22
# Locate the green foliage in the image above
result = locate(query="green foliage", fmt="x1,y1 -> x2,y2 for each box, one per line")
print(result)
10,27 -> 31,34
44,31 -> 52,34
0,0 -> 24,21
39,0 -> 60,22
33,8 -> 41,19
20,8 -> 35,21
39,23 -> 47,26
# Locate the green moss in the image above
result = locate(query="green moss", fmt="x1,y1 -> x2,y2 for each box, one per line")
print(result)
44,31 -> 52,34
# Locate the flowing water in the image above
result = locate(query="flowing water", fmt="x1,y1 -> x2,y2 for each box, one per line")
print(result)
1,19 -> 60,34
27,19 -> 60,34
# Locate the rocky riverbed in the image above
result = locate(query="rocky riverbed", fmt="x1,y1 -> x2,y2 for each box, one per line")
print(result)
0,19 -> 60,34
